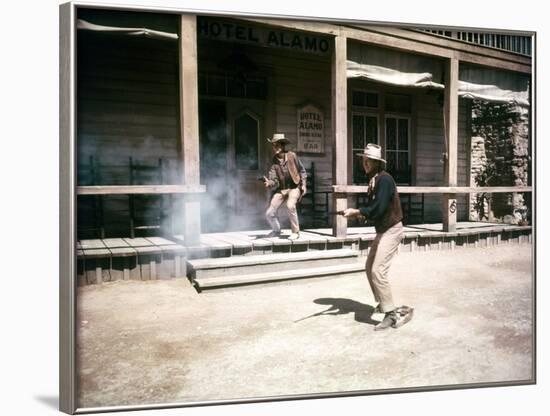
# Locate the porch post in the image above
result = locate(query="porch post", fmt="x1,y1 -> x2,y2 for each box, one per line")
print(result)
442,57 -> 459,232
179,14 -> 201,246
332,34 -> 348,237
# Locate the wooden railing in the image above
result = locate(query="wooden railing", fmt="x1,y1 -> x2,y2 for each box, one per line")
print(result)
77,185 -> 206,195
418,29 -> 532,56
333,185 -> 532,194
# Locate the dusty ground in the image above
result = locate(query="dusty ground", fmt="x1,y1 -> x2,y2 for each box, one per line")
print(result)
76,244 -> 534,409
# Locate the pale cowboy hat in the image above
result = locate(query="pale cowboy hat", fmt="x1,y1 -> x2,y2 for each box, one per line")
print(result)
267,133 -> 291,145
356,143 -> 386,164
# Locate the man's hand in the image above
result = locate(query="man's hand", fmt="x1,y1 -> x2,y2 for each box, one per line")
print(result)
342,208 -> 361,218
263,176 -> 271,188
300,185 -> 307,197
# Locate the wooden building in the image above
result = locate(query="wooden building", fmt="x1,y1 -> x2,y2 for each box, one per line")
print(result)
74,8 -> 532,245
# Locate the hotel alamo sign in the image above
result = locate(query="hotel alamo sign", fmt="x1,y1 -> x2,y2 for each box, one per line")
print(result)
297,103 -> 325,154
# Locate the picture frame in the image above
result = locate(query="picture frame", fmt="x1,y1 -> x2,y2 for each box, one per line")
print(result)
59,1 -> 537,414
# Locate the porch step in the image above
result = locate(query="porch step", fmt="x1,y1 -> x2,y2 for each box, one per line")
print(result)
193,260 -> 364,290
187,249 -> 361,289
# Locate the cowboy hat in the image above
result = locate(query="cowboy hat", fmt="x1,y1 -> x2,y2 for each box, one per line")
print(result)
356,143 -> 386,164
267,133 -> 291,145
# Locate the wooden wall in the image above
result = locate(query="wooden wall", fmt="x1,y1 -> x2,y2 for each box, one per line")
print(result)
76,10 -> 180,238
77,11 -> 181,185
415,94 -> 470,222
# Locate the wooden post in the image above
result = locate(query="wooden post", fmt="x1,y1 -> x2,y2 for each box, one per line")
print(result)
443,57 -> 459,232
179,15 -> 201,246
332,34 -> 348,237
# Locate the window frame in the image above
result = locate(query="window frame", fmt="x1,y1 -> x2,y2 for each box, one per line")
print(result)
231,109 -> 262,172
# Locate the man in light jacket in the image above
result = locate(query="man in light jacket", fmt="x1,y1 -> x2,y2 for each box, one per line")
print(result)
263,133 -> 307,240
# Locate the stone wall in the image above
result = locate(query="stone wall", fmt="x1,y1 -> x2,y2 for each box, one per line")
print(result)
469,101 -> 531,224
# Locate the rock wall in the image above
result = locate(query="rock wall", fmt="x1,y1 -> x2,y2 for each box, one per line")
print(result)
469,101 -> 531,224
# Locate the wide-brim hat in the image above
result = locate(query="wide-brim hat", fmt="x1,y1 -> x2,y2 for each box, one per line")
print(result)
356,143 -> 386,164
267,133 -> 291,145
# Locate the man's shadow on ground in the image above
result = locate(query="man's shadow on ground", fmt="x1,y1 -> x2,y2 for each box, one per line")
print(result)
294,298 -> 380,326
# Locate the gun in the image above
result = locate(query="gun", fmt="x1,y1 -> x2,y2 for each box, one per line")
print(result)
328,210 -> 345,216
257,176 -> 267,182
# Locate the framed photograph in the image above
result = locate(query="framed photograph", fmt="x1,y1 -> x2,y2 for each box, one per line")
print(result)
60,0 -> 535,413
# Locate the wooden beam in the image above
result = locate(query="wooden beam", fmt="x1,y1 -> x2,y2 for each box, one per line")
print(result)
332,33 -> 348,238
77,185 -> 206,195
332,185 -> 533,194
443,57 -> 459,232
180,15 -> 201,246
241,17 -> 531,74
349,25 -> 532,69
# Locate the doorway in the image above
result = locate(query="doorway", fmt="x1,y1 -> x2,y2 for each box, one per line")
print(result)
199,98 -> 269,232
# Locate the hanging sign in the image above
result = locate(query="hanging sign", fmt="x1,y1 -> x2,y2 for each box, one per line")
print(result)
297,103 -> 324,154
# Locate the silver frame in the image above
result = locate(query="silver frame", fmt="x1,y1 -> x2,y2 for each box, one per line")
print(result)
59,2 -> 537,414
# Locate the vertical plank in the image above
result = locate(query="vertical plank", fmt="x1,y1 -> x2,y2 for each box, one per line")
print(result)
179,14 -> 201,245
332,34 -> 348,237
443,57 -> 459,232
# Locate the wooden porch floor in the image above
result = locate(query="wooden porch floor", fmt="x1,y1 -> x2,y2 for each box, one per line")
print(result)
173,221 -> 532,258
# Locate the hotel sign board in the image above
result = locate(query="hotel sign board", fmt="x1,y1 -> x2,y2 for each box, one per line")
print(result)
297,103 -> 324,154
197,17 -> 332,55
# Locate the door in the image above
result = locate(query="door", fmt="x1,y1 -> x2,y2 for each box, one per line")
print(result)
227,100 -> 268,230
198,99 -> 230,232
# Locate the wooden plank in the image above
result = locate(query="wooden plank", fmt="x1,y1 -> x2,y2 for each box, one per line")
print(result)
180,14 -> 201,246
333,185 -> 532,193
122,237 -> 153,248
242,18 -> 531,73
145,237 -> 177,246
79,239 -> 106,250
82,248 -> 111,259
77,184 -> 206,195
443,57 -> 459,233
332,33 -> 348,238
102,238 -> 130,248
350,25 -> 532,67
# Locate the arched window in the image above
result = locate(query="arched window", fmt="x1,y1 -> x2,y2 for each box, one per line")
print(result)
234,112 -> 260,171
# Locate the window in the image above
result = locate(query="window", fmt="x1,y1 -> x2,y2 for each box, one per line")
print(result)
352,113 -> 378,184
385,94 -> 412,113
198,72 -> 267,99
352,90 -> 378,108
234,112 -> 260,170
385,116 -> 411,184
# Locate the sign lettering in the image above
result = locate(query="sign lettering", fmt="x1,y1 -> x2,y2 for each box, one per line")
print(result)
198,17 -> 331,55
297,104 -> 325,154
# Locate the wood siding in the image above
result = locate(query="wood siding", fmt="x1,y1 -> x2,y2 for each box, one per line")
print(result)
415,94 -> 470,222
77,27 -> 181,185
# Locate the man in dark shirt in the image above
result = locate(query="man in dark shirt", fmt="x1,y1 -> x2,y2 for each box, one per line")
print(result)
343,143 -> 413,331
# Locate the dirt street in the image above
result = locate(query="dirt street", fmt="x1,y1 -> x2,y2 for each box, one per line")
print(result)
76,244 -> 533,409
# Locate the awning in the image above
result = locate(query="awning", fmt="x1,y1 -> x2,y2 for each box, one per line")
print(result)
459,65 -> 530,107
347,60 -> 444,89
77,19 -> 178,40
347,42 -> 530,106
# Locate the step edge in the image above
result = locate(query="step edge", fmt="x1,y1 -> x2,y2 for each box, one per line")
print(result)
188,249 -> 359,270
195,262 -> 364,287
